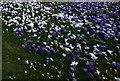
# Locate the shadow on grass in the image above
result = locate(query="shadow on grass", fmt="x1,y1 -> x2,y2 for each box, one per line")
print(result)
2,31 -> 59,80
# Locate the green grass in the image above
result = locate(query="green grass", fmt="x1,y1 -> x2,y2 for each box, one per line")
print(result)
2,2 -> 120,80
2,30 -> 73,80
2,29 -> 120,81
2,31 -> 55,80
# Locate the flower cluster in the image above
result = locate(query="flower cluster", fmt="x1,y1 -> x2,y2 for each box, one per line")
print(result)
1,2 -> 120,80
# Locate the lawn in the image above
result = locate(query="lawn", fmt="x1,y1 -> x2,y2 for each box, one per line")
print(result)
1,2 -> 120,81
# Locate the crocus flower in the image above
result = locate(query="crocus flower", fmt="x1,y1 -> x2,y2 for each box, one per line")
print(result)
88,72 -> 94,77
75,55 -> 80,58
76,48 -> 81,51
60,64 -> 65,67
32,44 -> 36,47
15,32 -> 19,34
82,68 -> 88,72
23,38 -> 27,41
28,47 -> 32,50
89,67 -> 96,73
1,2 -> 120,80
89,53 -> 98,60
57,71 -> 62,75
70,67 -> 75,71
34,48 -> 39,51
70,61 -> 78,66
67,58 -> 72,61
25,60 -> 29,65
86,62 -> 95,66
36,40 -> 40,43
84,51 -> 88,55
42,47 -> 46,51
70,72 -> 75,78
27,40 -> 33,43
38,32 -> 42,34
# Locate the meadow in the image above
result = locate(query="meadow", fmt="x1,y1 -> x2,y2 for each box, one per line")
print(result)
1,2 -> 120,81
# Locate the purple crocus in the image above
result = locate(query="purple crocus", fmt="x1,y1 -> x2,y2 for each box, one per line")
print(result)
46,57 -> 50,60
70,67 -> 75,71
21,44 -> 25,47
45,49 -> 50,54
82,41 -> 87,44
60,64 -> 65,67
28,47 -> 32,50
32,44 -> 36,47
82,68 -> 88,72
81,34 -> 85,38
53,50 -> 57,54
27,40 -> 33,43
41,47 -> 46,51
36,40 -> 40,43
84,51 -> 88,55
45,63 -> 49,65
70,72 -> 75,78
57,71 -> 62,75
82,27 -> 88,31
23,38 -> 27,41
88,72 -> 94,77
49,47 -> 54,51
38,32 -> 42,34
75,55 -> 80,58
101,45 -> 106,48
49,31 -> 54,34
86,62 -> 95,66
113,63 -> 120,68
89,67 -> 96,72
15,32 -> 19,34
67,58 -> 72,61
46,59 -> 50,63
112,27 -> 117,31
37,46 -> 41,49
34,48 -> 39,51
76,48 -> 81,51
77,34 -> 80,37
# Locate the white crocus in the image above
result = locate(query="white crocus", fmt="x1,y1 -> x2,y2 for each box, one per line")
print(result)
89,53 -> 98,60
46,45 -> 50,48
27,30 -> 32,33
65,42 -> 69,45
65,48 -> 72,52
115,77 -> 120,81
46,7 -> 51,11
76,43 -> 81,49
62,53 -> 66,57
75,23 -> 80,28
25,60 -> 29,65
65,38 -> 68,42
107,50 -> 113,54
13,28 -> 17,32
43,42 -> 47,45
29,23 -> 34,28
60,45 -> 63,48
96,70 -> 101,75
38,37 -> 40,39
32,29 -> 37,33
72,34 -> 76,39
58,13 -> 64,18
71,61 -> 78,66
48,35 -> 52,38
70,44 -> 74,49
50,57 -> 53,61
33,34 -> 37,37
